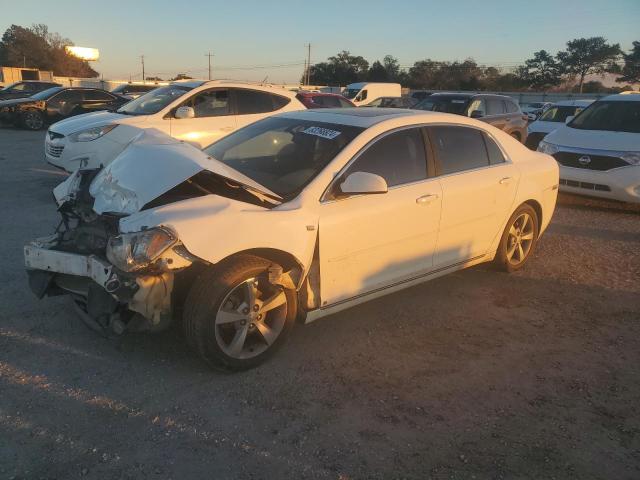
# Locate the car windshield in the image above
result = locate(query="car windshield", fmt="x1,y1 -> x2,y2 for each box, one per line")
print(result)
2,82 -> 22,91
414,96 -> 470,115
117,85 -> 191,115
30,87 -> 63,100
539,105 -> 583,123
342,88 -> 361,99
569,100 -> 640,134
204,117 -> 364,199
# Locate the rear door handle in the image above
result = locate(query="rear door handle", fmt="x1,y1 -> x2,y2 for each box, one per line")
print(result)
416,194 -> 439,205
499,177 -> 512,185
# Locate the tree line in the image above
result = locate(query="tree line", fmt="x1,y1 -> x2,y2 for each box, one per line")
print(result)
308,37 -> 639,93
0,24 -> 98,78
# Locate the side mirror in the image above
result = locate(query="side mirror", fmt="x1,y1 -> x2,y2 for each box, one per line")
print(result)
470,110 -> 484,118
565,115 -> 574,124
339,171 -> 388,195
175,106 -> 195,119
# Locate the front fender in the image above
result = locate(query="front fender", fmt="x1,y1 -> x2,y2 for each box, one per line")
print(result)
119,195 -> 319,276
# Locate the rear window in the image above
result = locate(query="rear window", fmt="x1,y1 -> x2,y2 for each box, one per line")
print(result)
569,100 -> 640,133
414,96 -> 470,115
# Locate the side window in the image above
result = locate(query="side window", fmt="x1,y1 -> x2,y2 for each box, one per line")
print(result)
321,96 -> 341,108
486,98 -> 505,115
12,83 -> 28,91
342,128 -> 427,188
467,98 -> 486,116
235,90 -> 289,114
338,98 -> 353,108
190,89 -> 230,117
430,126 -> 489,175
48,90 -> 83,108
360,90 -> 368,100
84,90 -> 115,101
483,133 -> 506,165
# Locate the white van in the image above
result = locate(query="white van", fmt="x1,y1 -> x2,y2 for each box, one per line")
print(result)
342,82 -> 402,106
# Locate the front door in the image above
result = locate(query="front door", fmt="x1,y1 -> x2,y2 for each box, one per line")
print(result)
319,127 -> 442,306
168,88 -> 236,148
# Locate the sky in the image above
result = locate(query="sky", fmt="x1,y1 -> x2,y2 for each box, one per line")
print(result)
2,0 -> 639,83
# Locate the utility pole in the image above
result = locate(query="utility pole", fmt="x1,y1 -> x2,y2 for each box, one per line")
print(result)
205,52 -> 214,80
304,43 -> 312,85
141,55 -> 145,84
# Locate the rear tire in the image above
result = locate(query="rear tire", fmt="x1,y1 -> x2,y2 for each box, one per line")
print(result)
494,204 -> 539,272
183,255 -> 297,371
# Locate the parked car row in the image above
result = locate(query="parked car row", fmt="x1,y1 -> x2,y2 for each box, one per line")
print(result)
25,106 -> 560,370
0,87 -> 129,130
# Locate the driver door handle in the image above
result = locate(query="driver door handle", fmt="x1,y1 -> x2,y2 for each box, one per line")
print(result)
499,176 -> 513,185
416,194 -> 439,205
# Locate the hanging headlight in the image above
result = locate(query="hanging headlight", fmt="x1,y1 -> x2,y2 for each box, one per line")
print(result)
106,227 -> 177,272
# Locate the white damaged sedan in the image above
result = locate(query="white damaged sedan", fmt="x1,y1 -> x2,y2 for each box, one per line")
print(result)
25,109 -> 559,370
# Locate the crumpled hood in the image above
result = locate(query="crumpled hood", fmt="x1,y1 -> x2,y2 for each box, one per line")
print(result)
87,129 -> 279,215
544,125 -> 640,152
48,110 -> 147,135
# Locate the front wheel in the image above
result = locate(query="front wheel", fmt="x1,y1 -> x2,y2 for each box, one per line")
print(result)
21,109 -> 44,130
183,255 -> 297,371
494,204 -> 539,272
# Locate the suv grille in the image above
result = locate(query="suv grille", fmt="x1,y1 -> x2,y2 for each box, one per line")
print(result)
553,151 -> 629,171
525,132 -> 546,150
46,143 -> 64,158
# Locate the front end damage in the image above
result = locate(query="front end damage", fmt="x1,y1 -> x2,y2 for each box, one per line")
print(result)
24,168 -> 195,334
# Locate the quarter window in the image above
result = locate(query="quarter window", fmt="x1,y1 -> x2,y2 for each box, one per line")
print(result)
483,133 -> 506,165
504,100 -> 519,113
235,89 -> 290,114
430,126 -> 490,175
83,90 -> 115,101
342,128 -> 428,187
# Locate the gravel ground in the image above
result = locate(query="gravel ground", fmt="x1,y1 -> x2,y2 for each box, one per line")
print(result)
1,126 -> 639,480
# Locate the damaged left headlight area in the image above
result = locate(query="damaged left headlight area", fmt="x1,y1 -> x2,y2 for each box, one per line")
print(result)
24,169 -> 196,335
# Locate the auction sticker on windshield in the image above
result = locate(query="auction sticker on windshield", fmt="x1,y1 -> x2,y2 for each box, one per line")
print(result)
302,126 -> 342,140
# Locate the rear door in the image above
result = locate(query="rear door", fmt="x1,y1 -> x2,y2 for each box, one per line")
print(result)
45,90 -> 83,120
319,127 -> 442,305
168,87 -> 236,147
232,89 -> 293,129
428,125 -> 519,267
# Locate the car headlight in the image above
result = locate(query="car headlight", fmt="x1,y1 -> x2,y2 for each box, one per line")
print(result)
106,227 -> 177,272
69,124 -> 118,142
621,152 -> 640,166
537,140 -> 559,155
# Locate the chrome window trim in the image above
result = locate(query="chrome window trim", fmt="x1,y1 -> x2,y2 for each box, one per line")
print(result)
320,122 -> 513,203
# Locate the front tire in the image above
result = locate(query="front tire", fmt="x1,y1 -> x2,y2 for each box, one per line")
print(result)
494,204 -> 539,272
21,109 -> 44,130
183,255 -> 297,371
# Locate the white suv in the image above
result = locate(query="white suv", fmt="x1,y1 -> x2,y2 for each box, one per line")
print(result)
44,81 -> 305,172
538,94 -> 640,203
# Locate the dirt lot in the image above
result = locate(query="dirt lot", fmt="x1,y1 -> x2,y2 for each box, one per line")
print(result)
1,126 -> 639,480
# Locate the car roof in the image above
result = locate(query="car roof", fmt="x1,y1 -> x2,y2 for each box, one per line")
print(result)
278,108 -> 477,128
297,91 -> 346,98
176,80 -> 299,99
553,99 -> 595,107
601,93 -> 640,102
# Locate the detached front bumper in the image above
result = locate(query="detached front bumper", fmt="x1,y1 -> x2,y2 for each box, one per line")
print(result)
24,237 -> 174,332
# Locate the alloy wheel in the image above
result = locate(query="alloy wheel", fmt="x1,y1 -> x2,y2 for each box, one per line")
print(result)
24,111 -> 43,130
506,212 -> 535,266
214,277 -> 287,360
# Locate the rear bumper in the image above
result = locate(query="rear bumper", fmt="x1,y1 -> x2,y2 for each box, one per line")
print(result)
558,165 -> 640,204
24,238 -> 174,330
